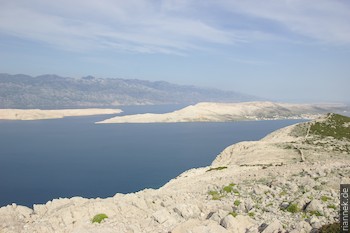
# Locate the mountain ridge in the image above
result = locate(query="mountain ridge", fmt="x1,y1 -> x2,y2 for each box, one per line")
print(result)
0,73 -> 259,108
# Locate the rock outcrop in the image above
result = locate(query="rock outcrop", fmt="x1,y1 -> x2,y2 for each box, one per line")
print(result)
1,113 -> 349,233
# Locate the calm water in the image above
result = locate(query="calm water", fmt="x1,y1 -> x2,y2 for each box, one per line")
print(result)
0,105 -> 305,207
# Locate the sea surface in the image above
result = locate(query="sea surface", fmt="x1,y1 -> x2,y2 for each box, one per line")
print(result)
0,105 -> 306,207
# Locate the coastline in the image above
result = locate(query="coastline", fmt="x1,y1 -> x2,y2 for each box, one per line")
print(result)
0,108 -> 122,120
1,114 -> 349,232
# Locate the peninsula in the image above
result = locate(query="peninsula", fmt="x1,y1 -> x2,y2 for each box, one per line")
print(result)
97,101 -> 347,123
0,108 -> 122,120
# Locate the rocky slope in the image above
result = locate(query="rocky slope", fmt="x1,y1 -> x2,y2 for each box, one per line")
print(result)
97,101 -> 347,123
1,113 -> 349,233
0,109 -> 122,120
0,73 -> 257,108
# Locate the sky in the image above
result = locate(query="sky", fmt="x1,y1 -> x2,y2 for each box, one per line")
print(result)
0,0 -> 349,103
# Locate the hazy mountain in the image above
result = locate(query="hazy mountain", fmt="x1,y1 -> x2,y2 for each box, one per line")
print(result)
0,73 -> 258,108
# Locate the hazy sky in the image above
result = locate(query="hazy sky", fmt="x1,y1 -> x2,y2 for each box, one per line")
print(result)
0,0 -> 349,102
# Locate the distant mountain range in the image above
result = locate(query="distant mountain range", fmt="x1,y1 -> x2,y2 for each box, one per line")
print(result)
0,73 -> 258,108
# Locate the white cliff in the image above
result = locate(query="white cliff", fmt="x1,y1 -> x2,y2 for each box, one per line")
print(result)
0,108 -> 122,120
0,113 -> 349,233
96,101 -> 346,123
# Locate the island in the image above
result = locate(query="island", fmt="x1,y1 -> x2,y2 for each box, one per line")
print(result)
1,113 -> 348,232
0,108 -> 122,120
96,101 -> 347,123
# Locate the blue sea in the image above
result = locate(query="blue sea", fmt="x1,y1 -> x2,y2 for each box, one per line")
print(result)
0,105 -> 305,207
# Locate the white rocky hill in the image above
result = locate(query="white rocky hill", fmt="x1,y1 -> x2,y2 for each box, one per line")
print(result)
0,108 -> 122,120
96,101 -> 347,123
1,113 -> 349,233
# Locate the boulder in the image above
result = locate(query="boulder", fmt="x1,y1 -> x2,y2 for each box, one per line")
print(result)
173,204 -> 201,219
152,208 -> 176,224
220,215 -> 256,233
171,219 -> 229,233
262,220 -> 283,233
305,200 -> 323,214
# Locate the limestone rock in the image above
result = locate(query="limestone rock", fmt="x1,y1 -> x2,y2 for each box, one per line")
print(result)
173,204 -> 201,219
220,215 -> 256,233
262,220 -> 283,233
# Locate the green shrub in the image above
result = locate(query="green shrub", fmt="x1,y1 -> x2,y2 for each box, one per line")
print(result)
92,213 -> 108,223
321,196 -> 330,202
234,200 -> 241,206
248,212 -> 255,217
229,212 -> 237,217
208,190 -> 223,200
286,203 -> 299,213
223,185 -> 233,193
327,204 -> 336,209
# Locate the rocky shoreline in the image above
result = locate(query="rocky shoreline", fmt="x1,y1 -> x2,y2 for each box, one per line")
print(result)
1,113 -> 349,233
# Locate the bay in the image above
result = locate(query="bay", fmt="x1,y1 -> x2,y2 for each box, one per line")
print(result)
0,105 -> 305,207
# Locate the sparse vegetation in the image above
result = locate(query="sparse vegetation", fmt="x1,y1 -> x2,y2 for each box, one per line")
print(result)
327,204 -> 336,209
309,113 -> 350,140
309,211 -> 323,216
208,190 -> 223,200
234,200 -> 241,206
248,212 -> 255,217
321,196 -> 330,202
223,185 -> 233,193
92,213 -> 108,223
229,212 -> 238,217
318,222 -> 340,233
206,166 -> 227,172
279,191 -> 287,196
286,203 -> 299,213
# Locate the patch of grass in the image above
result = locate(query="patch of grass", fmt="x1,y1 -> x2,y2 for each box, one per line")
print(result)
206,166 -> 227,172
223,185 -> 233,193
234,200 -> 241,206
301,212 -> 309,219
309,210 -> 323,216
92,213 -> 108,223
208,190 -> 221,200
248,212 -> 255,217
279,191 -> 287,196
327,204 -> 336,209
286,203 -> 300,213
309,113 -> 350,140
321,195 -> 330,202
229,212 -> 237,217
318,222 -> 340,233
229,183 -> 236,187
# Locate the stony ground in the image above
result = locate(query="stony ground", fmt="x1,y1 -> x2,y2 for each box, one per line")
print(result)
1,113 -> 349,233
